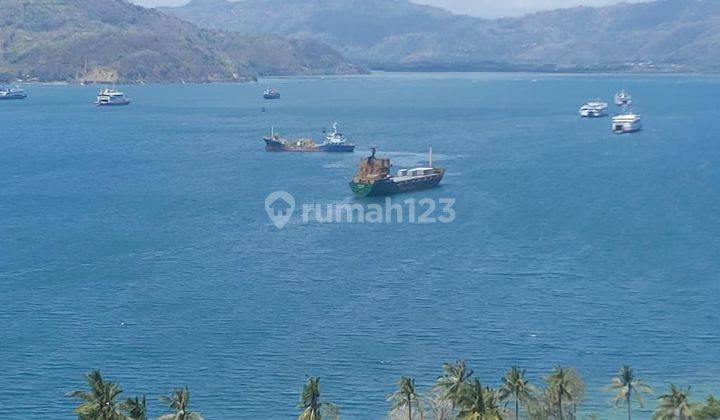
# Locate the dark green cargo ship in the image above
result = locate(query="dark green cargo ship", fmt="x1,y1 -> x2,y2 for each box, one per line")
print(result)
349,148 -> 445,197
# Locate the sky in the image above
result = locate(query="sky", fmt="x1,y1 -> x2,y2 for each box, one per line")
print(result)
132,0 -> 648,18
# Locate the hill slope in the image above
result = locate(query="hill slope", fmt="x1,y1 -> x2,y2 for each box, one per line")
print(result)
162,0 -> 720,72
0,0 -> 366,83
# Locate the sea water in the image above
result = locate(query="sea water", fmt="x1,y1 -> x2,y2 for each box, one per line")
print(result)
1,73 -> 719,418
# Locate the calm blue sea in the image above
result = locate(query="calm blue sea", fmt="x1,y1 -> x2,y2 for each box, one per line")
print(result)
1,73 -> 719,419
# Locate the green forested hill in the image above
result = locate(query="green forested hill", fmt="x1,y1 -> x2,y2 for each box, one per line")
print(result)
0,0 -> 366,83
162,0 -> 720,72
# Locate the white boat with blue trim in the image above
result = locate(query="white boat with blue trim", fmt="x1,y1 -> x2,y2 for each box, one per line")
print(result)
95,88 -> 130,106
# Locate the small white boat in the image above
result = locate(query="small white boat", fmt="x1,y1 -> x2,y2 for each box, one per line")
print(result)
612,110 -> 642,134
614,90 -> 632,106
263,87 -> 280,100
0,85 -> 27,100
95,87 -> 130,106
579,99 -> 608,118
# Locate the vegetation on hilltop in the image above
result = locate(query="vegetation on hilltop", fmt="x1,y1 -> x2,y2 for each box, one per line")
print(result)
163,0 -> 720,73
0,0 -> 366,83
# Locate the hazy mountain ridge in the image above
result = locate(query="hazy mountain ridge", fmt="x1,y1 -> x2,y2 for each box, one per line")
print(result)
0,0 -> 366,83
162,0 -> 720,72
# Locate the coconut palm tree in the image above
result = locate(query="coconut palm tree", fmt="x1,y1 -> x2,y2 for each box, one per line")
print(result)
546,366 -> 584,420
158,387 -> 203,420
605,365 -> 652,420
297,377 -> 340,420
498,366 -> 536,419
388,376 -> 423,420
696,395 -> 720,419
69,370 -> 126,420
425,388 -> 453,420
435,359 -> 474,409
654,385 -> 697,420
121,395 -> 147,420
564,368 -> 585,417
526,386 -> 554,420
457,379 -> 503,420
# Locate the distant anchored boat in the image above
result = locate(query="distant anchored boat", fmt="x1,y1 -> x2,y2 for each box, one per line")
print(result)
0,86 -> 27,100
612,110 -> 642,134
579,99 -> 608,118
349,148 -> 445,197
95,87 -> 130,106
264,123 -> 355,152
614,90 -> 632,106
263,87 -> 280,100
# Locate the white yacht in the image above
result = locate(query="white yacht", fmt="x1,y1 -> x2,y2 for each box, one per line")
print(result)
614,90 -> 632,106
95,87 -> 130,106
612,110 -> 642,134
0,85 -> 27,100
579,100 -> 608,117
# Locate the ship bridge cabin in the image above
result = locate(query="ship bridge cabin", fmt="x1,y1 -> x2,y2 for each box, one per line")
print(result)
352,148 -> 391,183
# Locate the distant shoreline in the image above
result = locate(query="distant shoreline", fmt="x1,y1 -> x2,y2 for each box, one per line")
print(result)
10,67 -> 720,86
368,63 -> 719,75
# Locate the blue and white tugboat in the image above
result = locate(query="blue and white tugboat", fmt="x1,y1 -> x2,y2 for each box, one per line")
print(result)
0,86 -> 27,100
318,122 -> 355,152
94,87 -> 130,106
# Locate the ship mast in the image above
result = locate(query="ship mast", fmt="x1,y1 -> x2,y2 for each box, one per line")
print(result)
429,147 -> 433,167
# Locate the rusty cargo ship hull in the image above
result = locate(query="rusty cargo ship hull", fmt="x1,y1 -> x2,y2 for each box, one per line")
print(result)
349,172 -> 444,196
